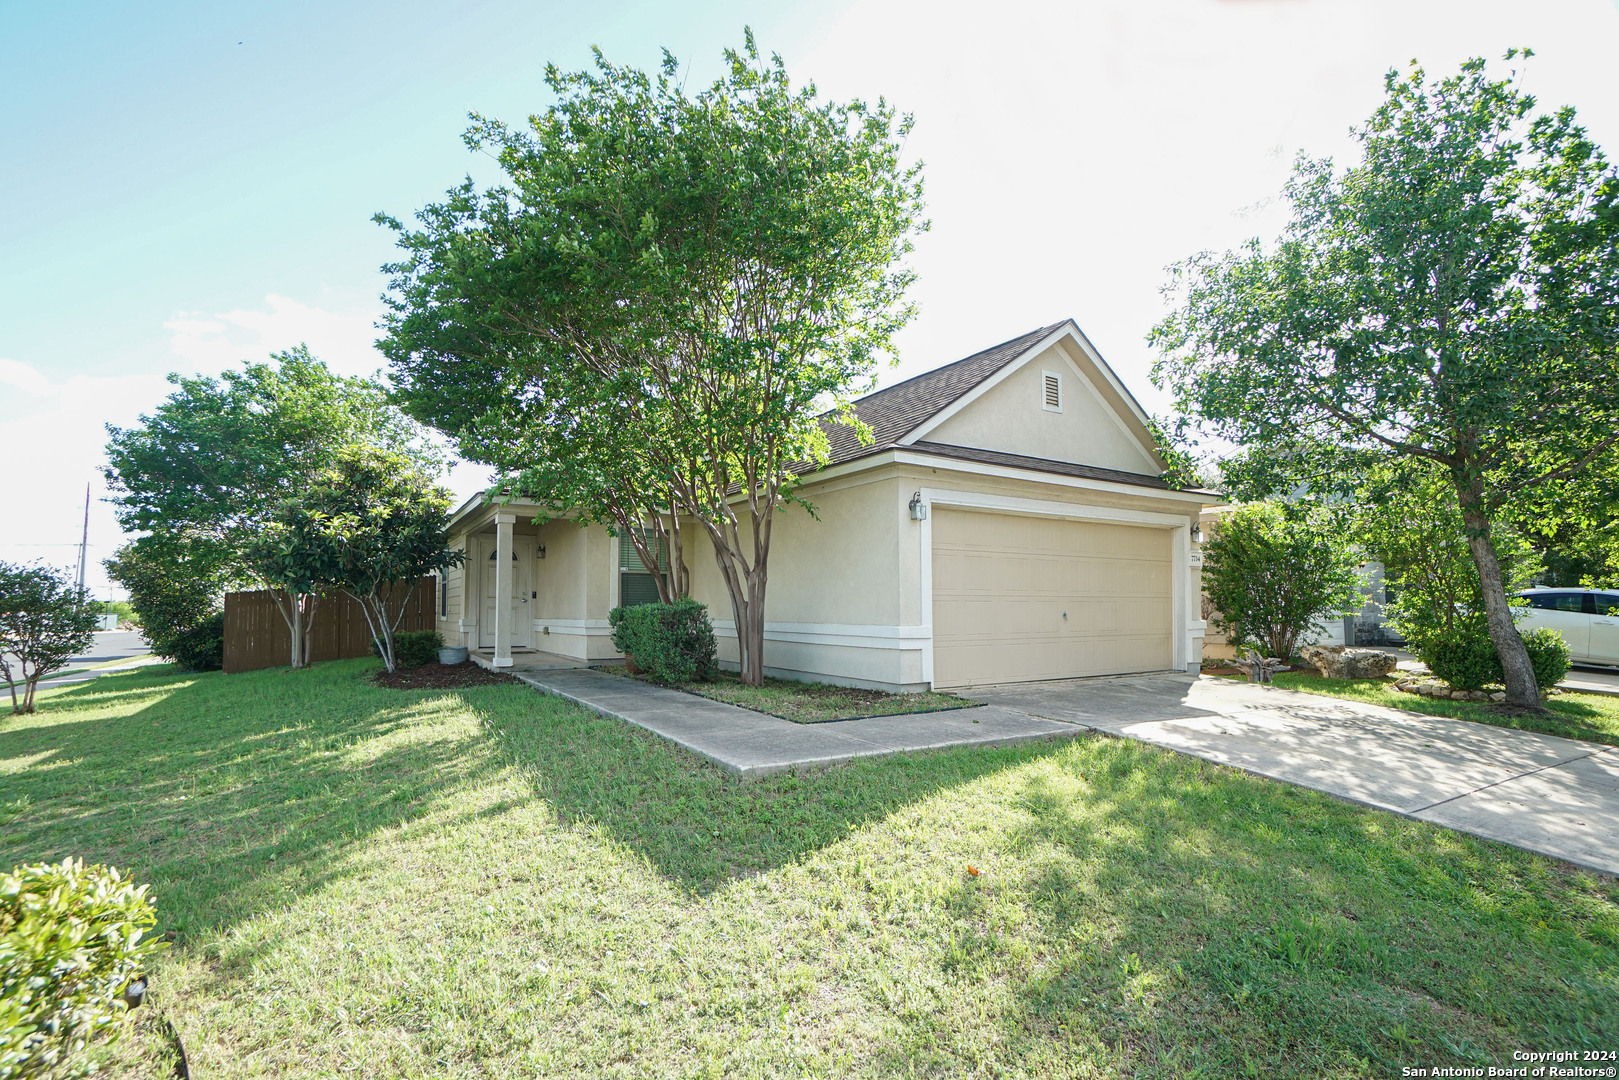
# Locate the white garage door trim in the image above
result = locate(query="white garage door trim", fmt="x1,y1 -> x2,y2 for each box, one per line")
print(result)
916,488 -> 1191,686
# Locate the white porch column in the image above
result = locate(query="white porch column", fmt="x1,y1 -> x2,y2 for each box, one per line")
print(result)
492,512 -> 516,667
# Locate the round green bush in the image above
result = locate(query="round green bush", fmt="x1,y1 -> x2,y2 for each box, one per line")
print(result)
1521,626 -> 1571,691
1420,633 -> 1500,691
0,859 -> 167,1078
390,630 -> 444,670
169,611 -> 224,672
608,600 -> 717,684
1420,625 -> 1571,692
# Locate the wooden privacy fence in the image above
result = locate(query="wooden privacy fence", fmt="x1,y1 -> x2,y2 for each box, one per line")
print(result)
223,577 -> 436,674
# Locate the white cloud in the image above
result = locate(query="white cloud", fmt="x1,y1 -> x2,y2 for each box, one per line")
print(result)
0,359 -> 172,598
163,292 -> 388,379
0,293 -> 494,599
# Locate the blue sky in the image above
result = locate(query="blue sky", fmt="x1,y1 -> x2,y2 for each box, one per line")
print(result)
4,0 -> 1618,597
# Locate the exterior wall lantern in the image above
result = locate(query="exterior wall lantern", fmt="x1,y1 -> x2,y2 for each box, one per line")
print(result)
909,492 -> 928,521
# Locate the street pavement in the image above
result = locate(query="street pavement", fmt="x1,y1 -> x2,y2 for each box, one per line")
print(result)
3,630 -> 158,692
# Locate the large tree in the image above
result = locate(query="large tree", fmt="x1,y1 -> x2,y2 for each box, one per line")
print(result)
1151,53 -> 1619,706
105,347 -> 445,668
377,32 -> 926,684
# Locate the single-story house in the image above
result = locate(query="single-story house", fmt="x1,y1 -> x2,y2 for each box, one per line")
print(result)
436,319 -> 1220,691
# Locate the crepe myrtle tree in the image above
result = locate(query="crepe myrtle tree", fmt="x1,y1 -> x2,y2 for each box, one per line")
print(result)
104,346 -> 447,669
260,447 -> 465,673
376,31 -> 926,684
1152,52 -> 1619,706
0,562 -> 98,715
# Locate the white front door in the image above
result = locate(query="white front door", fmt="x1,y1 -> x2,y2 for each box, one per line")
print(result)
479,537 -> 532,649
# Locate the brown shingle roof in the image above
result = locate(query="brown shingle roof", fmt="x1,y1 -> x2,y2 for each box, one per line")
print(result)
906,441 -> 1172,490
820,322 -> 1067,465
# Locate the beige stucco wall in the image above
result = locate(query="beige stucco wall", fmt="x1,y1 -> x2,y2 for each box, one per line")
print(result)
683,472 -> 925,689
921,344 -> 1162,476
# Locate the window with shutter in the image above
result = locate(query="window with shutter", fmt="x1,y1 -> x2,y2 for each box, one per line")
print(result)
618,529 -> 669,608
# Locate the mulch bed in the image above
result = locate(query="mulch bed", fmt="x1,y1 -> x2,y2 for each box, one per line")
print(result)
373,662 -> 517,689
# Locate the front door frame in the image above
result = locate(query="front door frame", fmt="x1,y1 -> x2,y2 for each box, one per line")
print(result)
476,533 -> 533,650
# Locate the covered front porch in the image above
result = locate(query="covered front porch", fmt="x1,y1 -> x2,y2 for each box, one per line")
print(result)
439,497 -> 623,669
468,647 -> 589,673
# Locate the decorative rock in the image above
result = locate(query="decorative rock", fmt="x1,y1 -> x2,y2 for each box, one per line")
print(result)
1299,645 -> 1399,680
1450,690 -> 1471,700
1490,692 -> 1507,703
1469,690 -> 1491,702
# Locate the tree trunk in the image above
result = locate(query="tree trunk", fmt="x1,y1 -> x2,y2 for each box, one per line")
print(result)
704,529 -> 769,686
1455,480 -> 1540,707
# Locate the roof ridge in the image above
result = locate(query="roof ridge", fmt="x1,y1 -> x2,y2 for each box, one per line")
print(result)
840,320 -> 1067,413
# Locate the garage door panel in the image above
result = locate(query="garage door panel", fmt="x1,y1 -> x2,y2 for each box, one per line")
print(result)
932,509 -> 1176,688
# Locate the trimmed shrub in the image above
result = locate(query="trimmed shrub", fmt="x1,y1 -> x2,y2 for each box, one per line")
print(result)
168,611 -> 223,672
392,630 -> 444,671
609,600 -> 717,684
1421,625 -> 1571,692
1522,627 -> 1571,691
1420,633 -> 1499,691
0,858 -> 167,1078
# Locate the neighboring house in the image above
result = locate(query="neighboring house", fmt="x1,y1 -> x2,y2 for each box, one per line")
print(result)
436,320 -> 1219,691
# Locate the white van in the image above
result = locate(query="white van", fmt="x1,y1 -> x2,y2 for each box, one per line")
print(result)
1515,589 -> 1619,666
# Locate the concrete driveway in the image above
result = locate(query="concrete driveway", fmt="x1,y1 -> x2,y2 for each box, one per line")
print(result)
975,674 -> 1619,877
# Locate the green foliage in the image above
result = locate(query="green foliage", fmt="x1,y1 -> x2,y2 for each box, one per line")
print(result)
1422,626 -> 1571,692
103,347 -> 447,670
609,600 -> 718,684
0,563 -> 98,716
376,30 -> 926,684
84,602 -> 133,623
1203,503 -> 1361,659
1354,466 -> 1540,652
390,631 -> 444,671
1420,635 -> 1504,692
1152,52 -> 1619,705
1523,627 -> 1573,690
104,346 -> 443,551
1145,414 -> 1211,490
104,533 -> 227,665
0,858 -> 165,1079
253,447 -> 465,673
168,612 -> 224,673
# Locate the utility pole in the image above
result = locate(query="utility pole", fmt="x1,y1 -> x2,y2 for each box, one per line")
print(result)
76,482 -> 90,600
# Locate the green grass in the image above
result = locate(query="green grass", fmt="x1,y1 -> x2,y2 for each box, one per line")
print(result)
1265,671 -> 1619,748
600,664 -> 980,723
2,660 -> 1616,1078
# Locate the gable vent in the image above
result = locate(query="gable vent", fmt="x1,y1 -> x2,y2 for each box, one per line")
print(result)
1042,372 -> 1062,411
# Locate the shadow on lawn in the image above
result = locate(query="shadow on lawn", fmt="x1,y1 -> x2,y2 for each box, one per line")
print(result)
881,741 -> 1619,1079
476,687 -> 1069,895
0,659 -> 1068,940
0,661 -> 528,940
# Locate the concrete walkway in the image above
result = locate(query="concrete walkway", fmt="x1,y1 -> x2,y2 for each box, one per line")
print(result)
975,674 -> 1619,877
514,667 -> 1081,778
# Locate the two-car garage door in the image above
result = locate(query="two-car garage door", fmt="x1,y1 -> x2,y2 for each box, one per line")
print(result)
931,509 -> 1175,688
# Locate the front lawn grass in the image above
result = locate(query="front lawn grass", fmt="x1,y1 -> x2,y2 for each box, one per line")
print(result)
1266,671 -> 1619,748
601,664 -> 980,723
2,660 -> 1615,1078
